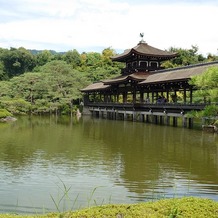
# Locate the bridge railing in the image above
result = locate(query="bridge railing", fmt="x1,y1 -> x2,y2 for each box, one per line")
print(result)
84,102 -> 216,113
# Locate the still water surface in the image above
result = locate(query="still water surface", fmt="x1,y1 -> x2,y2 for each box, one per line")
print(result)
0,115 -> 217,214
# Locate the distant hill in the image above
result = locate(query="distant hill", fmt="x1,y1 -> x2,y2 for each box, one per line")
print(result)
28,49 -> 66,55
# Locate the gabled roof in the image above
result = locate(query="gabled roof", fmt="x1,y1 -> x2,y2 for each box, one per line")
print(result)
111,41 -> 177,62
139,61 -> 218,85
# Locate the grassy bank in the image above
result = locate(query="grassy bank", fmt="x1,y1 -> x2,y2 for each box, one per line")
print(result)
1,197 -> 218,218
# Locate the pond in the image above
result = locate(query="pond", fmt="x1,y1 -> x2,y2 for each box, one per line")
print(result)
0,115 -> 217,214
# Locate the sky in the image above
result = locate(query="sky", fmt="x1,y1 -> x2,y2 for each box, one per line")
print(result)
0,0 -> 218,56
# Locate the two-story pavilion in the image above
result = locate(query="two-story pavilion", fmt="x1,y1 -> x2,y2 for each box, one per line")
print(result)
82,38 -> 177,104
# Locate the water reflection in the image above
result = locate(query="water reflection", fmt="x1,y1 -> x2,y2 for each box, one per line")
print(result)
0,115 -> 217,214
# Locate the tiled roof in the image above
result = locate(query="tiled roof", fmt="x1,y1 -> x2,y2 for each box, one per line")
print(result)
139,61 -> 218,85
80,82 -> 110,92
111,41 -> 177,61
103,72 -> 150,84
103,75 -> 128,84
81,61 -> 218,92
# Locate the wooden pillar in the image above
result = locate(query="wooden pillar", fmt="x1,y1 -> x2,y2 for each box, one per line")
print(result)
124,111 -> 127,120
188,118 -> 193,128
132,112 -> 136,121
115,110 -> 119,120
116,93 -> 119,103
166,116 -> 170,125
154,115 -> 158,124
114,94 -> 117,102
123,92 -> 127,103
109,94 -> 112,102
113,109 -> 116,120
138,113 -> 144,122
108,94 -> 111,102
174,90 -> 177,103
184,87 -> 187,103
182,116 -> 187,127
152,92 -> 154,103
93,93 -> 96,102
190,88 -> 193,103
133,88 -> 136,103
140,91 -> 144,103
160,116 -> 163,125
96,111 -> 100,118
147,92 -> 150,100
101,111 -> 106,118
146,115 -> 150,123
173,117 -> 177,126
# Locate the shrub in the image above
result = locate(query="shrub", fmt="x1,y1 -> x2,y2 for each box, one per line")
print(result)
202,105 -> 218,117
0,109 -> 12,118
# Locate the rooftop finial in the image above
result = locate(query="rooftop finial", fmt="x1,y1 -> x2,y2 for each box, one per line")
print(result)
139,33 -> 146,43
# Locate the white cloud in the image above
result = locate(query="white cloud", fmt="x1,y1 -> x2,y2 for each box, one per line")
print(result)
0,0 -> 218,55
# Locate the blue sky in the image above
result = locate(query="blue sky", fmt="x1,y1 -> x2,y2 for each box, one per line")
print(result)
0,0 -> 218,56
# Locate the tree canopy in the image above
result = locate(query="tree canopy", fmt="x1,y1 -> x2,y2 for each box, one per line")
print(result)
189,66 -> 218,102
162,45 -> 216,68
189,67 -> 218,119
0,47 -> 123,114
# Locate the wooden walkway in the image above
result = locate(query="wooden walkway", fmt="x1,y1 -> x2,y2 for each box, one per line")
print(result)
83,102 -> 214,128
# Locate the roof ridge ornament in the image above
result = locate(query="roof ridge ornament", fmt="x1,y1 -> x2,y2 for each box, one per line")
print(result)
139,33 -> 146,44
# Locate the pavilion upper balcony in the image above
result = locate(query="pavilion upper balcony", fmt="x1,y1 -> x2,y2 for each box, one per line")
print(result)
121,66 -> 164,74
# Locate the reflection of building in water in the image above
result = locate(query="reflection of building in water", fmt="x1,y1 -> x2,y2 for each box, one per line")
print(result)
81,119 -> 218,197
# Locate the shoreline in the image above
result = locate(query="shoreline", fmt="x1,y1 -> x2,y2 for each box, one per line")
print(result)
1,197 -> 218,218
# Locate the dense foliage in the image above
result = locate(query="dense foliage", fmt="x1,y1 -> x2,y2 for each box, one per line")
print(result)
189,66 -> 218,103
162,45 -> 218,68
0,109 -> 12,118
188,67 -> 218,122
0,47 -> 123,115
0,45 -> 217,115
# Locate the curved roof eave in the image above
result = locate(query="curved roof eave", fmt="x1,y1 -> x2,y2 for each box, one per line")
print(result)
111,42 -> 177,62
80,82 -> 111,92
103,72 -> 150,85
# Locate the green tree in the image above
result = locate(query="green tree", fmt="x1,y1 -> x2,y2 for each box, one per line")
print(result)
0,81 -> 12,97
189,66 -> 218,103
62,49 -> 81,68
0,61 -> 8,80
162,45 -> 206,68
39,60 -> 88,114
101,47 -> 115,66
188,67 -> 218,120
0,98 -> 31,114
10,72 -> 47,104
78,49 -> 122,82
1,47 -> 36,78
35,50 -> 54,67
207,53 -> 218,62
0,48 -> 8,80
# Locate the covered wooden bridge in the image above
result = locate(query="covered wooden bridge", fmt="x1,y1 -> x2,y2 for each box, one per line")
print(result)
81,38 -> 218,127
